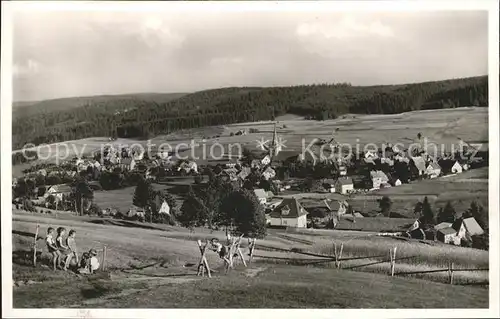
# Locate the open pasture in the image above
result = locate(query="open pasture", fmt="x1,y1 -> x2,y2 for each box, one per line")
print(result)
93,184 -> 176,213
12,107 -> 488,172
12,263 -> 488,308
12,210 -> 489,289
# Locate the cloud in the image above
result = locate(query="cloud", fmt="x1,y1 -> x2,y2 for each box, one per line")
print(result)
209,57 -> 244,67
13,59 -> 41,78
138,17 -> 184,48
296,16 -> 394,39
12,11 -> 487,101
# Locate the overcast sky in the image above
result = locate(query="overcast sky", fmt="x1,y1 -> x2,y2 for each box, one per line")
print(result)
13,10 -> 488,101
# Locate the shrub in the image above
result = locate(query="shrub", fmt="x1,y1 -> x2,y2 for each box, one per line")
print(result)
114,211 -> 124,220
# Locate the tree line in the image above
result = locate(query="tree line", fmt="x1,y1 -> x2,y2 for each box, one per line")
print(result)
13,76 -> 487,149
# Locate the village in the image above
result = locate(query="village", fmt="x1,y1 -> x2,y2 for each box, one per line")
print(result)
12,121 -> 488,249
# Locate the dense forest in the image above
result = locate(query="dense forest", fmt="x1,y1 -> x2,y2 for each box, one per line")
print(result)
12,76 -> 488,150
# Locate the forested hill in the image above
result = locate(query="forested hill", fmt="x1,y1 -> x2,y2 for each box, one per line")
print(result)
12,76 -> 487,150
12,92 -> 187,118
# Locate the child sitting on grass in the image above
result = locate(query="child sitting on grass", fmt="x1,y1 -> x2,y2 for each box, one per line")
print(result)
78,249 -> 100,274
63,229 -> 79,271
45,227 -> 60,271
55,227 -> 69,268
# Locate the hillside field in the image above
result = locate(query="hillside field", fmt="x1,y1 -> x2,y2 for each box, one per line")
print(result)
13,107 -> 488,169
11,210 -> 489,308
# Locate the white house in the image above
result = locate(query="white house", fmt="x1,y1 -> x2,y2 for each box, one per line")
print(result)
335,177 -> 354,194
370,170 -> 389,189
451,161 -> 463,174
426,162 -> 442,179
262,167 -> 276,180
269,198 -> 308,228
158,201 -> 170,215
178,161 -> 198,174
454,217 -> 484,241
253,189 -> 267,205
158,150 -> 171,160
261,155 -> 271,166
339,165 -> 347,176
364,150 -> 378,159
120,158 -> 136,171
127,206 -> 145,219
44,184 -> 72,201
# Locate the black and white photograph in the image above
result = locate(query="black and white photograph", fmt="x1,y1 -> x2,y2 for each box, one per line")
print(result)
1,1 -> 499,317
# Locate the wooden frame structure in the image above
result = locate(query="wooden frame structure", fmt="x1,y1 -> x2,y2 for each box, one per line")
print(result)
196,240 -> 212,278
333,242 -> 344,269
195,236 -> 257,278
33,224 -> 40,267
389,246 -> 397,276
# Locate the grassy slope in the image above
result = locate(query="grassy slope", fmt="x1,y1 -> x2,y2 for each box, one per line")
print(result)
12,210 -> 489,287
12,264 -> 488,308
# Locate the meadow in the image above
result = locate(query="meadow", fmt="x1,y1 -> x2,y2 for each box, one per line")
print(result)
12,107 -> 488,174
10,107 -> 490,307
12,209 -> 489,294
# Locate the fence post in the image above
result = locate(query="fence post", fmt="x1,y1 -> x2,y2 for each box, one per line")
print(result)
338,243 -> 344,269
390,247 -> 397,277
334,242 -> 338,268
33,224 -> 40,267
102,246 -> 107,271
448,262 -> 454,285
248,238 -> 256,264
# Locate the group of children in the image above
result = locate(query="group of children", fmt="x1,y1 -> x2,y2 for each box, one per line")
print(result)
45,227 -> 100,274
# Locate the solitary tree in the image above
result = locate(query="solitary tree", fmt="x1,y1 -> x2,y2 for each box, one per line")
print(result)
420,196 -> 435,226
72,178 -> 94,215
133,177 -> 153,210
378,196 -> 392,217
178,187 -> 206,229
437,201 -> 457,224
220,189 -> 267,239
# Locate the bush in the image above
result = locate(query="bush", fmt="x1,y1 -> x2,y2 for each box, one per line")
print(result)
460,238 -> 473,248
114,211 -> 124,220
88,203 -> 101,216
472,233 -> 489,250
194,175 -> 203,184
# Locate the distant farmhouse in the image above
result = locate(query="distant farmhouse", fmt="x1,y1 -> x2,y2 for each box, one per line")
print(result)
335,177 -> 354,194
269,198 -> 308,228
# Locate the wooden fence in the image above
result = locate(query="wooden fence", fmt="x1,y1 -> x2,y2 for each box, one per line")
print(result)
251,242 -> 489,285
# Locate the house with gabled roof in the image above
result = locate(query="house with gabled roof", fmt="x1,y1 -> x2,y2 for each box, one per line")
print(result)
453,217 -> 484,241
262,166 -> 276,180
370,170 -> 389,189
44,184 -> 72,201
410,156 -> 426,176
253,188 -> 268,205
269,198 -> 308,228
222,167 -> 239,181
119,157 -> 136,171
237,167 -> 251,181
335,177 -> 354,194
437,227 -> 461,245
426,162 -> 442,179
158,201 -> 170,216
